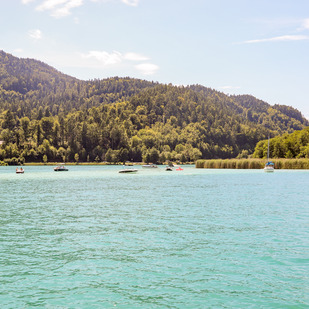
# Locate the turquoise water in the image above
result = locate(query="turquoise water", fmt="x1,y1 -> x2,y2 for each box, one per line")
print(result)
0,165 -> 308,308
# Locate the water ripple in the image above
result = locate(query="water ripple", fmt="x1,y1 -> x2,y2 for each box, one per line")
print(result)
0,166 -> 308,308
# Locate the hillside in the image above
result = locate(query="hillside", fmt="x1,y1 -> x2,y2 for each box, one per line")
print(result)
0,50 -> 157,115
0,50 -> 308,164
0,50 -> 77,93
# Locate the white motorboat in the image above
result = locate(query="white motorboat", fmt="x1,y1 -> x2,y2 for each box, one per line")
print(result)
54,163 -> 69,171
118,167 -> 138,173
142,164 -> 158,168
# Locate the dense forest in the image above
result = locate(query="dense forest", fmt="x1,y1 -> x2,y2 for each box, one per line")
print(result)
0,50 -> 308,164
253,127 -> 309,159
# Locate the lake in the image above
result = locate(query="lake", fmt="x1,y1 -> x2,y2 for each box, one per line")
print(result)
0,165 -> 308,308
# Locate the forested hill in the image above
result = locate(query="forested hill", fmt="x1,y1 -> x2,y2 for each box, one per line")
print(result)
0,50 -> 308,164
0,50 -> 157,114
190,85 -> 308,132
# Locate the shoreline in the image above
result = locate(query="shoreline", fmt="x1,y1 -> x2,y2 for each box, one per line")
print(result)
196,158 -> 309,169
2,159 -> 309,169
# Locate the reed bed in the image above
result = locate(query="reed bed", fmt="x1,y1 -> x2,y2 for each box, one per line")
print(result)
196,158 -> 309,169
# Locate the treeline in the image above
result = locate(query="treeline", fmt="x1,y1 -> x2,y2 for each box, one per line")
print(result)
0,50 -> 308,164
253,127 -> 309,159
0,101 -> 203,164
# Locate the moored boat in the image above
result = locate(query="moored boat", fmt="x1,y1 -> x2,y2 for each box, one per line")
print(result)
264,136 -> 274,172
165,166 -> 173,171
118,168 -> 138,173
54,163 -> 69,171
16,167 -> 24,174
142,164 -> 158,168
264,161 -> 274,172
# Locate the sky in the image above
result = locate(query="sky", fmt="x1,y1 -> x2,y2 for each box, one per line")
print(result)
1,0 -> 309,118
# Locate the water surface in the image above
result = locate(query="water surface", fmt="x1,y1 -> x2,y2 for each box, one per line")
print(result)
1,166 -> 308,308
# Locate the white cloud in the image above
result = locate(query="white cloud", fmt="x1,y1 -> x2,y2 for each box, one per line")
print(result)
28,29 -> 42,40
21,0 -> 36,4
303,19 -> 309,30
82,50 -> 123,66
122,0 -> 139,6
89,0 -> 112,2
135,63 -> 159,75
36,0 -> 83,18
124,52 -> 149,61
80,50 -> 158,75
23,0 -> 138,18
90,0 -> 139,5
241,18 -> 309,44
15,50 -> 158,79
244,35 -> 309,44
36,0 -> 67,11
82,50 -> 153,67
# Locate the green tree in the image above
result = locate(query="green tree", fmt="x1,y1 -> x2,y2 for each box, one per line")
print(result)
118,148 -> 129,163
2,110 -> 15,130
149,147 -> 160,163
20,117 -> 30,140
105,149 -> 113,163
41,117 -> 54,140
36,123 -> 42,146
74,153 -> 79,164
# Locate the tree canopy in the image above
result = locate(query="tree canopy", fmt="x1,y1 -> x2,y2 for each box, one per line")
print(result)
253,127 -> 309,159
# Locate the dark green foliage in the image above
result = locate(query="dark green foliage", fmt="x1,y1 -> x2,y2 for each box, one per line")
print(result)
253,127 -> 309,159
0,50 -> 308,163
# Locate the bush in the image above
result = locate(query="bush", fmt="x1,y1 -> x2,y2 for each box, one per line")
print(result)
4,157 -> 20,165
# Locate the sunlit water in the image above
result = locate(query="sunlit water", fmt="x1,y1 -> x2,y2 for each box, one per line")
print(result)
0,165 -> 308,308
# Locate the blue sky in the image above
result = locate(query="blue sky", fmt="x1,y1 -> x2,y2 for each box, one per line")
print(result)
1,0 -> 309,118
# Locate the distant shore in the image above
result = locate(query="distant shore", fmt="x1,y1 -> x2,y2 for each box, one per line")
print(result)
2,160 -> 309,169
196,158 -> 309,169
0,162 -> 189,166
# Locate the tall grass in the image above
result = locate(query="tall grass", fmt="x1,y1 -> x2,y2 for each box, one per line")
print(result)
196,158 -> 309,169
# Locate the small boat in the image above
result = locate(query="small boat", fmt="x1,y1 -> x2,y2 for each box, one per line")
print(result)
119,166 -> 138,173
264,136 -> 274,172
264,161 -> 275,172
176,166 -> 183,171
16,167 -> 24,174
165,166 -> 173,171
54,163 -> 69,172
142,164 -> 158,168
